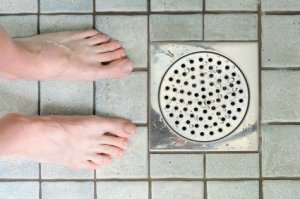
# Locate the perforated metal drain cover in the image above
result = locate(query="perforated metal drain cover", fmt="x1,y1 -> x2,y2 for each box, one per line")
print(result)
159,52 -> 249,142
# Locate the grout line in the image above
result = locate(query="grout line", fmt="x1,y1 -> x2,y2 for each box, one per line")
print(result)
258,1 -> 264,199
203,153 -> 207,199
2,177 -> 300,182
262,122 -> 300,125
261,67 -> 300,71
150,151 -> 260,154
150,40 -> 259,43
37,0 -> 42,199
2,10 -> 300,17
147,0 -> 152,198
92,0 -> 97,198
202,0 -> 205,41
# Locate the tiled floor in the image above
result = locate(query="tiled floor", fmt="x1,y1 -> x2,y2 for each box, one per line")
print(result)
0,0 -> 299,199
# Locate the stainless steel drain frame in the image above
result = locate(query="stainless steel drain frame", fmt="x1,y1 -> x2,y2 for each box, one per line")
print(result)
150,42 -> 258,151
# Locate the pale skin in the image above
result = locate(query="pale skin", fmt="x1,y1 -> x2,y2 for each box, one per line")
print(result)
0,27 -> 136,170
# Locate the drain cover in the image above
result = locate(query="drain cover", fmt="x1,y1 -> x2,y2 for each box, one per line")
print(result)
159,52 -> 249,142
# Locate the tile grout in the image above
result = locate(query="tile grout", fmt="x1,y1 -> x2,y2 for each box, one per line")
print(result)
258,0 -> 263,198
147,0 -> 152,198
2,176 -> 300,182
92,0 -> 97,198
36,0 -> 42,198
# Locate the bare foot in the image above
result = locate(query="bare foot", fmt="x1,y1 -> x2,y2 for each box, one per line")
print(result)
0,113 -> 136,170
10,29 -> 133,80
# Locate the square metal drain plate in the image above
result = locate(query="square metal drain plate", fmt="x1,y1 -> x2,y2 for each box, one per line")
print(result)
150,43 -> 258,151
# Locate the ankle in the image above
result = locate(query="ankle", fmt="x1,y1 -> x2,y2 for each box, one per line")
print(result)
0,114 -> 33,157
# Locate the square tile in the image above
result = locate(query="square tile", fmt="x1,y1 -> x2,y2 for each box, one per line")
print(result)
96,15 -> 148,69
263,180 -> 300,199
152,181 -> 204,199
97,127 -> 147,178
206,154 -> 259,178
262,71 -> 300,122
206,0 -> 258,11
0,182 -> 39,199
96,72 -> 147,123
0,79 -> 38,116
262,0 -> 300,11
150,43 -> 258,151
150,154 -> 203,178
42,182 -> 94,199
97,181 -> 148,199
40,81 -> 93,115
207,181 -> 259,199
0,158 -> 39,179
0,16 -> 37,37
41,0 -> 93,13
0,0 -> 37,13
262,125 -> 300,177
96,0 -> 147,11
205,14 -> 258,40
150,14 -> 203,41
151,0 -> 202,11
41,163 -> 93,179
262,15 -> 300,68
40,15 -> 93,33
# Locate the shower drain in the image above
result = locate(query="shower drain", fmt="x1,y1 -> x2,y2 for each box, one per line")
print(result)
159,52 -> 249,142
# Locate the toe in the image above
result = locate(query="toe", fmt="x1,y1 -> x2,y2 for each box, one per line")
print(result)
77,29 -> 99,39
99,135 -> 128,150
93,58 -> 133,79
94,41 -> 121,53
98,118 -> 137,138
86,33 -> 110,45
96,145 -> 124,158
85,155 -> 111,170
85,116 -> 137,138
96,48 -> 126,62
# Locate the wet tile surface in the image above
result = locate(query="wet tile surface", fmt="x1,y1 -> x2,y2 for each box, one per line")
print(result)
0,79 -> 38,116
206,154 -> 259,178
150,14 -> 203,41
151,0 -> 202,11
42,182 -> 94,199
152,181 -> 204,199
262,15 -> 300,68
0,16 -> 37,37
207,181 -> 259,199
96,72 -> 147,123
96,0 -> 147,11
206,0 -> 258,11
262,0 -> 300,11
0,159 -> 39,179
150,154 -> 203,178
0,182 -> 39,199
40,0 -> 93,13
40,81 -> 93,115
263,180 -> 300,199
41,164 -> 93,179
262,71 -> 300,122
97,181 -> 148,199
0,0 -> 37,13
97,127 -> 148,178
96,15 -> 148,69
262,125 -> 300,177
205,14 -> 258,40
40,15 -> 93,32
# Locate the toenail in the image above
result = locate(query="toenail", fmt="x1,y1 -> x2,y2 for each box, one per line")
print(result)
124,122 -> 136,134
123,61 -> 134,73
